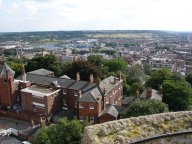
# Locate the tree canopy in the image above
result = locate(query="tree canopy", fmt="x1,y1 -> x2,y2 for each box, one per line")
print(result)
25,55 -> 64,76
186,72 -> 192,86
145,68 -> 172,90
104,58 -> 127,73
30,118 -> 87,144
124,99 -> 169,118
162,80 -> 191,111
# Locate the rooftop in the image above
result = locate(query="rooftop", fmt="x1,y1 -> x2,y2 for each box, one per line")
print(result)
28,68 -> 54,76
16,73 -> 97,92
99,76 -> 123,95
0,63 -> 15,76
21,85 -> 60,97
140,89 -> 162,101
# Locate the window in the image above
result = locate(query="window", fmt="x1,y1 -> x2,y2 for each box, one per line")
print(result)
74,91 -> 78,97
63,99 -> 67,106
79,116 -> 84,122
89,104 -> 94,110
16,85 -> 19,90
90,116 -> 94,124
33,105 -> 36,112
75,100 -> 77,108
4,79 -> 7,83
79,103 -> 84,109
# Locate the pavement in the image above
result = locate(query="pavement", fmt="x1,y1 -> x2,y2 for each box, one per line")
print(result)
0,116 -> 30,132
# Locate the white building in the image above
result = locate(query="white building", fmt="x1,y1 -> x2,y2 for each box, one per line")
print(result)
149,57 -> 174,71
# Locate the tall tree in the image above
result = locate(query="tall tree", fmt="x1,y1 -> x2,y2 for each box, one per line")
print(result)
186,72 -> 192,86
145,68 -> 172,90
162,80 -> 191,111
126,64 -> 145,85
104,58 -> 127,73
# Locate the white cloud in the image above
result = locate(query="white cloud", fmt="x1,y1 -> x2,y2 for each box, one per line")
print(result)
0,0 -> 192,32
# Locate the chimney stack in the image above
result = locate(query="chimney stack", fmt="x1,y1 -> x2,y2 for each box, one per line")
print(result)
146,87 -> 152,98
114,77 -> 118,84
89,74 -> 94,84
95,77 -> 101,85
76,72 -> 80,81
103,88 -> 106,95
21,64 -> 26,82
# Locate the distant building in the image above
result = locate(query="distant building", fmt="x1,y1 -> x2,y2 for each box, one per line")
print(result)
149,57 -> 174,71
140,87 -> 162,101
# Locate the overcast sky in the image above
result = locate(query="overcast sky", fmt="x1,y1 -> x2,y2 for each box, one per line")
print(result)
0,0 -> 192,32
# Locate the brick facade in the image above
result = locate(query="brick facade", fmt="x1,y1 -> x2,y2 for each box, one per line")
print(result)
0,71 -> 17,107
0,65 -> 124,124
99,113 -> 117,123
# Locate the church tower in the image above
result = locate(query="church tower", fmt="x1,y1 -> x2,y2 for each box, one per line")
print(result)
0,63 -> 16,109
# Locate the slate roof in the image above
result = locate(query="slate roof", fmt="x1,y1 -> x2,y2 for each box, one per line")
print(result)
0,63 -> 15,76
28,68 -> 54,76
79,87 -> 102,102
16,73 -> 97,92
122,96 -> 135,105
99,104 -> 119,118
60,75 -> 71,79
140,89 -> 162,101
99,76 -> 123,95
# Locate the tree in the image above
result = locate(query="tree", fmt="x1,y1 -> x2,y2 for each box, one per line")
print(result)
104,58 -> 127,73
143,63 -> 152,75
145,68 -> 172,90
25,55 -> 63,76
30,118 -> 85,144
123,83 -> 131,97
126,64 -> 145,85
130,82 -> 143,96
186,72 -> 192,86
6,61 -> 23,77
162,80 -> 191,111
124,99 -> 169,118
26,55 -> 57,71
87,55 -> 104,66
65,59 -> 108,81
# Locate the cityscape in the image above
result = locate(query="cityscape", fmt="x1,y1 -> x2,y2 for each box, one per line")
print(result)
0,0 -> 192,144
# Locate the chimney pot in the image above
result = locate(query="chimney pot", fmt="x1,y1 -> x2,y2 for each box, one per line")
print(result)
146,87 -> 152,98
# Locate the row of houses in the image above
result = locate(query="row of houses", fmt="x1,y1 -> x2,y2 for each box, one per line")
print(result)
0,63 -> 124,124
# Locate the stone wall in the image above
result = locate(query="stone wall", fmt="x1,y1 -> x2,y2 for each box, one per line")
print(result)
140,132 -> 192,144
82,111 -> 192,144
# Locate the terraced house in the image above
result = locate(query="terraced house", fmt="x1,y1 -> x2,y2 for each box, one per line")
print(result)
0,63 -> 123,124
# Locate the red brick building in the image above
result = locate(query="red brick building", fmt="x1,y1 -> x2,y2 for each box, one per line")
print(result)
0,63 -> 124,124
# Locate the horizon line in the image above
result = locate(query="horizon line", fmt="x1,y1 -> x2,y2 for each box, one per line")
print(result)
1,29 -> 192,34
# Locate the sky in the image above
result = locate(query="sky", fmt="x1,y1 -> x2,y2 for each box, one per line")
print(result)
0,0 -> 192,32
